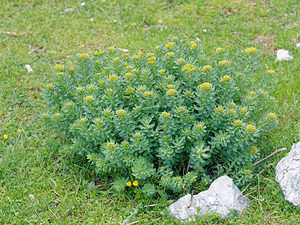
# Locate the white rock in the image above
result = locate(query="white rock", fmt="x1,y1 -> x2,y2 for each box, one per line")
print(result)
89,18 -> 94,22
168,175 -> 250,222
25,65 -> 33,73
296,43 -> 300,48
29,194 -> 35,200
275,142 -> 300,207
80,2 -> 86,6
275,49 -> 293,61
63,8 -> 74,13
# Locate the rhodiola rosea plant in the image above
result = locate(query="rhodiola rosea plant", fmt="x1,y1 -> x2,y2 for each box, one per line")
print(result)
43,38 -> 278,197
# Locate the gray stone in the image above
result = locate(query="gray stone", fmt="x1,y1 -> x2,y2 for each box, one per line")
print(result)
275,49 -> 293,61
275,142 -> 300,207
63,8 -> 74,13
168,175 -> 250,222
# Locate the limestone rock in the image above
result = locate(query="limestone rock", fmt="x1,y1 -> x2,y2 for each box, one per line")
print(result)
275,142 -> 300,207
168,175 -> 250,222
275,49 -> 293,61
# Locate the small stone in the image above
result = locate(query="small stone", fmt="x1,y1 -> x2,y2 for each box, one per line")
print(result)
275,49 -> 293,61
168,175 -> 250,222
63,8 -> 74,13
275,142 -> 300,207
25,65 -> 34,73
29,194 -> 35,200
296,43 -> 300,48
89,18 -> 94,22
80,2 -> 86,6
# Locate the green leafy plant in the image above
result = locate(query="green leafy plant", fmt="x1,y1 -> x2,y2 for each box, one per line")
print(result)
43,38 -> 278,196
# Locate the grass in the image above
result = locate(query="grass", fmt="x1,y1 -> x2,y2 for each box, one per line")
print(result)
0,0 -> 299,224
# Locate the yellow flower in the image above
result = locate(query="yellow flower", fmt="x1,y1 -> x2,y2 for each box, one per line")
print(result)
46,84 -> 54,89
108,46 -> 116,51
167,85 -> 175,89
42,113 -> 48,118
245,47 -> 257,54
163,135 -> 168,140
147,58 -> 156,65
199,82 -> 212,90
54,64 -> 64,71
190,116 -> 194,121
125,72 -> 133,78
77,87 -> 83,92
138,51 -> 145,56
88,84 -> 95,90
229,102 -> 236,108
166,52 -> 175,58
155,46 -> 160,49
103,109 -> 111,116
133,181 -> 138,186
3,134 -> 8,140
221,75 -> 231,82
240,108 -> 247,113
55,113 -> 61,118
177,58 -> 185,63
125,86 -> 135,95
158,69 -> 165,74
132,69 -> 137,73
202,65 -> 213,72
126,66 -> 132,69
216,106 -> 224,113
146,53 -> 154,57
134,133 -> 142,138
108,75 -> 118,81
132,55 -> 139,60
267,70 -> 275,75
249,91 -> 256,96
184,130 -> 190,135
167,89 -> 177,96
72,124 -> 77,128
260,91 -> 266,95
218,60 -> 229,66
248,97 -> 253,100
80,118 -> 86,123
216,48 -> 223,53
178,107 -> 186,112
191,43 -> 198,49
58,72 -> 64,76
68,67 -> 74,72
246,124 -> 256,132
165,42 -> 175,49
85,96 -> 94,101
172,37 -> 178,41
107,89 -> 113,93
228,109 -> 236,115
234,120 -> 243,126
185,91 -> 191,96
234,87 -> 238,91
250,146 -> 258,154
182,63 -> 195,73
135,106 -> 141,111
126,181 -> 132,187
144,91 -> 153,97
190,41 -> 195,45
161,112 -> 170,117
123,53 -> 129,57
80,53 -> 89,59
237,73 -> 242,77
95,60 -> 100,64
268,113 -> 277,119
94,50 -> 103,55
196,123 -> 203,129
113,57 -> 120,62
116,109 -> 126,116
107,142 -> 115,148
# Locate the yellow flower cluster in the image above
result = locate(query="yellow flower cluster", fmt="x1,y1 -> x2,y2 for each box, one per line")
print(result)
202,65 -> 213,72
246,124 -> 256,132
94,50 -> 103,55
113,57 -> 120,62
103,109 -> 111,116
3,134 -> 8,140
55,113 -> 61,118
165,42 -> 175,49
147,56 -> 156,65
77,87 -> 83,92
221,75 -> 231,82
58,72 -> 64,76
199,82 -> 212,90
125,72 -> 133,78
108,47 -> 116,51
80,118 -> 86,123
245,47 -> 257,54
167,89 -> 177,96
250,146 -> 258,153
267,70 -> 275,75
85,96 -> 94,101
107,142 -> 115,148
134,133 -> 142,138
126,181 -> 138,187
182,64 -> 195,73
46,84 -> 54,89
158,69 -> 165,74
229,102 -> 236,108
216,106 -> 224,113
125,86 -> 135,95
144,91 -> 153,97
116,109 -> 126,116
178,107 -> 186,112
234,120 -> 243,126
240,108 -> 247,113
80,53 -> 89,59
54,64 -> 64,71
191,43 -> 198,48
138,51 -> 145,56
126,65 -> 132,69
216,48 -> 223,53
268,113 -> 277,119
166,52 -> 175,58
228,109 -> 236,115
218,60 -> 229,66
161,111 -> 170,117
167,85 -> 175,89
108,75 -> 118,81
132,55 -> 139,60
146,53 -> 154,57
177,58 -> 185,63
